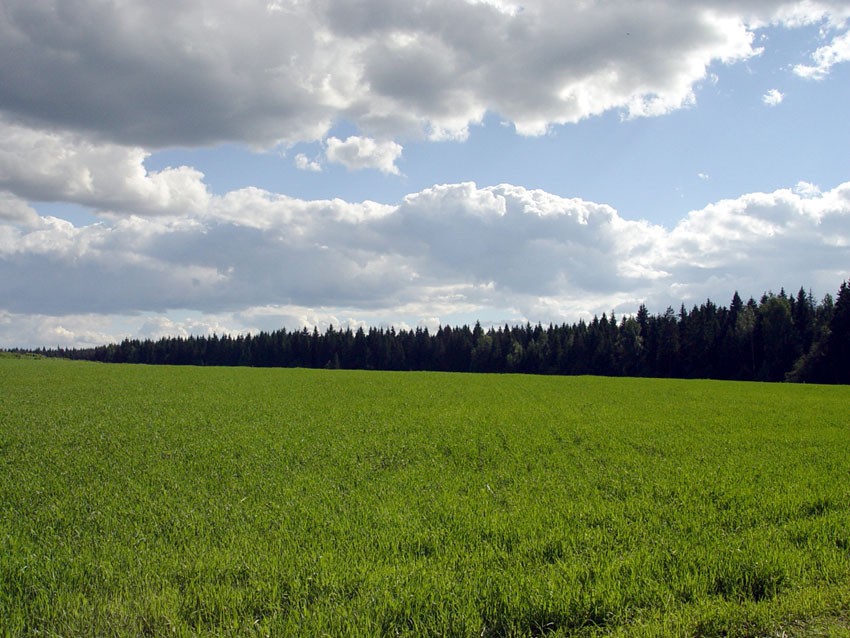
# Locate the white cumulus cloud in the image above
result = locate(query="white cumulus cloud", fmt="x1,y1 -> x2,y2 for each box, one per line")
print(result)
762,88 -> 784,105
0,118 -> 210,216
294,153 -> 323,172
794,27 -> 850,79
0,191 -> 39,226
325,136 -> 403,174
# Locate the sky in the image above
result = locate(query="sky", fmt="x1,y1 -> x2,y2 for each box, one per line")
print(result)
1,0 -> 849,349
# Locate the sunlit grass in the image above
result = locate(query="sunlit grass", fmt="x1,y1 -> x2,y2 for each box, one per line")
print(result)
1,357 -> 849,636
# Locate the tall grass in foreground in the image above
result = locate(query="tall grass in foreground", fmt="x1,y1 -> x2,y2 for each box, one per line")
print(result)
1,357 -> 849,636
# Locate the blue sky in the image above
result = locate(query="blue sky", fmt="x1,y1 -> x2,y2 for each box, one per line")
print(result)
1,1 -> 849,347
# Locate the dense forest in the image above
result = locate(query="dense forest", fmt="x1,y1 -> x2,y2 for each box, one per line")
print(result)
27,280 -> 850,384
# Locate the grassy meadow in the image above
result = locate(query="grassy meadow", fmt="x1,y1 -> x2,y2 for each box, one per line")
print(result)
1,355 -> 849,636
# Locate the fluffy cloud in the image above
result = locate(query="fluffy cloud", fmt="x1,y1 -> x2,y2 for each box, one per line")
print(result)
1,0 -> 846,149
660,183 -> 849,303
794,28 -> 850,78
762,88 -> 784,105
0,191 -> 39,226
1,181 -> 848,347
325,136 -> 403,174
0,118 -> 210,216
294,153 -> 323,172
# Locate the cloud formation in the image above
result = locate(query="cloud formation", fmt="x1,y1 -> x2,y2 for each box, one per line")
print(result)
0,191 -> 38,226
325,136 -> 403,174
294,153 -> 323,172
1,0 -> 847,149
794,27 -> 850,78
0,118 -> 210,216
1,0 -> 849,348
762,88 -> 784,105
1,181 -> 847,347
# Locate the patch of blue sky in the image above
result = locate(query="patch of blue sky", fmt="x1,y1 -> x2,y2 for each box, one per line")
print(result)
33,202 -> 100,227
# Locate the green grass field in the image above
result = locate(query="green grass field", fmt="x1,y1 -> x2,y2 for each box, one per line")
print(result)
1,356 -> 849,637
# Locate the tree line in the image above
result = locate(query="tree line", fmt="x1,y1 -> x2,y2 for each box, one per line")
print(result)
29,280 -> 850,384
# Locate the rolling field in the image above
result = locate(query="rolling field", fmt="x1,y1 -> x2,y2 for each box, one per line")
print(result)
1,356 -> 849,637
